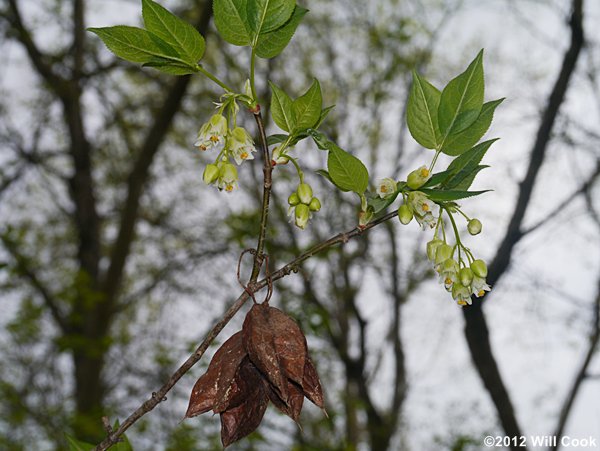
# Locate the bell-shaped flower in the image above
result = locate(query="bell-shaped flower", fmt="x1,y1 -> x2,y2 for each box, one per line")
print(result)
376,178 -> 397,199
408,191 -> 434,217
294,204 -> 310,230
471,276 -> 491,297
406,166 -> 431,189
230,127 -> 256,165
195,114 -> 228,151
438,258 -> 459,290
218,162 -> 238,193
452,283 -> 472,306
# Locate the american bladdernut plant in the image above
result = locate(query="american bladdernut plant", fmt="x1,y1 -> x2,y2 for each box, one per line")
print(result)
82,0 -> 503,448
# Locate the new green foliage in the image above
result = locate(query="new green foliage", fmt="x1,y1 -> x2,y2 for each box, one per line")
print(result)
407,72 -> 441,149
89,0 -> 206,74
438,50 -> 485,137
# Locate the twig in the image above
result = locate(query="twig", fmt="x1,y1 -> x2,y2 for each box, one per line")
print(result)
93,209 -> 399,450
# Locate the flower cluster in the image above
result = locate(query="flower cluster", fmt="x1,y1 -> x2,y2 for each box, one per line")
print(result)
288,183 -> 321,229
376,164 -> 491,307
195,108 -> 257,192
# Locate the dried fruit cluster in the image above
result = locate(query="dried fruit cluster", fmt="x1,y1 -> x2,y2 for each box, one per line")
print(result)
185,303 -> 325,447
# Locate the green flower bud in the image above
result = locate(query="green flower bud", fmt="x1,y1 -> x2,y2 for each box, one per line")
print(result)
467,218 -> 482,235
297,183 -> 313,205
435,244 -> 453,265
406,166 -> 431,189
398,204 -> 413,225
471,259 -> 488,278
459,267 -> 474,286
203,163 -> 219,185
309,197 -> 321,212
426,239 -> 443,261
288,192 -> 300,206
295,204 -> 310,230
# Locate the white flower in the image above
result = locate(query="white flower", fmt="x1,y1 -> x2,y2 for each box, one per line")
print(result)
438,258 -> 459,290
376,178 -> 397,198
194,114 -> 228,151
408,191 -> 436,229
452,283 -> 472,306
471,276 -> 491,297
229,127 -> 256,165
217,162 -> 238,192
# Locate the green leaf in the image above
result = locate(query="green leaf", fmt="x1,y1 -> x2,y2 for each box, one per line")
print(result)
327,145 -> 369,194
142,58 -> 197,75
141,0 -> 205,64
255,5 -> 307,58
367,190 -> 401,214
247,0 -> 296,37
452,165 -> 489,191
443,139 -> 498,189
267,134 -> 288,146
315,105 -> 335,129
407,71 -> 441,149
421,169 -> 452,188
438,50 -> 484,137
440,98 -> 504,156
315,169 -> 334,185
308,129 -> 330,150
65,434 -> 94,451
269,82 -> 295,132
214,0 -> 252,46
421,188 -> 491,202
88,26 -> 189,67
292,79 -> 322,131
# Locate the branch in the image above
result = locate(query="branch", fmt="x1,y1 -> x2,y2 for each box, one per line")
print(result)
248,109 -> 273,283
101,1 -> 213,308
93,209 -> 399,450
462,0 -> 585,447
3,0 -> 68,97
550,277 -> 600,451
1,234 -> 69,333
522,159 -> 600,236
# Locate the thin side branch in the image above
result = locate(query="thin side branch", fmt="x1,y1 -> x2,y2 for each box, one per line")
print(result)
93,210 -> 399,450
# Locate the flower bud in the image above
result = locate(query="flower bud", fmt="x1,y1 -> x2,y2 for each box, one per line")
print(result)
203,163 -> 219,185
459,267 -> 474,286
426,239 -> 443,261
297,183 -> 313,205
398,204 -> 413,225
406,166 -> 431,189
288,192 -> 300,206
359,209 -> 373,227
435,244 -> 454,265
471,259 -> 488,278
271,146 -> 288,165
467,218 -> 482,235
294,204 -> 310,230
309,197 -> 321,212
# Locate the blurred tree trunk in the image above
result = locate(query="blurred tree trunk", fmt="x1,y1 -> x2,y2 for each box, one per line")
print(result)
463,0 -> 584,447
1,0 -> 213,442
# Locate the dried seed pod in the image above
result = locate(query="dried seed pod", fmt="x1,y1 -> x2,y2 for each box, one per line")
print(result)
220,360 -> 269,448
242,303 -> 308,404
266,379 -> 304,423
186,331 -> 246,418
301,357 -> 325,409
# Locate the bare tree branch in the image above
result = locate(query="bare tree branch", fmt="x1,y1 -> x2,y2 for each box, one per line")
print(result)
463,0 -> 585,447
